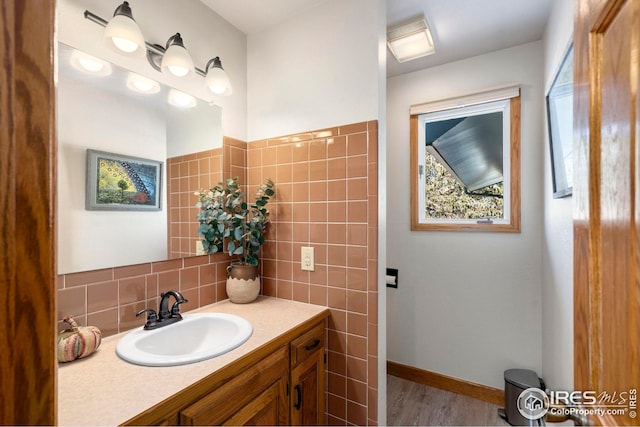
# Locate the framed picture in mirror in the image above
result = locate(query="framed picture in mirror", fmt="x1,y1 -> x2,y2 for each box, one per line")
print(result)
546,42 -> 574,198
86,149 -> 163,211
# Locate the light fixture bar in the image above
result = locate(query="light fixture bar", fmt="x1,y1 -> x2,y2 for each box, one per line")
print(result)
83,10 -> 207,77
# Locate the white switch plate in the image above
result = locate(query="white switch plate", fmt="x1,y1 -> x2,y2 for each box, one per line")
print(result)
195,240 -> 205,256
301,246 -> 315,271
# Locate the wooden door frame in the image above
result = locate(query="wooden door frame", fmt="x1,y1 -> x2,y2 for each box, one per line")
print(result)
0,1 -> 57,424
574,0 -> 639,425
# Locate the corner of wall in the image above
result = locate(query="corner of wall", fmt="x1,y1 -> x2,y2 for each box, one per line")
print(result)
540,0 -> 574,391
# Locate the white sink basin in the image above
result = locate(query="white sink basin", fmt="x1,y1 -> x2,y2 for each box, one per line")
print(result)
116,313 -> 253,366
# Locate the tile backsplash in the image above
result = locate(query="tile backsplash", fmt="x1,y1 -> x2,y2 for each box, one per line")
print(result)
57,120 -> 379,426
247,120 -> 379,426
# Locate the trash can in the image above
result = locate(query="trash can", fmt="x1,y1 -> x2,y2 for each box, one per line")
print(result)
500,369 -> 546,426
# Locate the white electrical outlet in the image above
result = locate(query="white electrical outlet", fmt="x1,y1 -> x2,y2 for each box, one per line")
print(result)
301,246 -> 315,271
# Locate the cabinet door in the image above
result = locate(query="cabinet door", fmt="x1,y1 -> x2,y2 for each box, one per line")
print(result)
223,376 -> 288,426
180,346 -> 289,426
290,349 -> 325,426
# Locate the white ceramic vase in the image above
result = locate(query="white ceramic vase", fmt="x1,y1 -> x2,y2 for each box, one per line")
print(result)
226,264 -> 260,304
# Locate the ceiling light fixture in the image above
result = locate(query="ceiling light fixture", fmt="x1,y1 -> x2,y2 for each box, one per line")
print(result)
387,17 -> 435,63
84,5 -> 232,96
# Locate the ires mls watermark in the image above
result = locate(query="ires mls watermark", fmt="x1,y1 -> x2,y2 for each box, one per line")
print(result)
517,387 -> 637,421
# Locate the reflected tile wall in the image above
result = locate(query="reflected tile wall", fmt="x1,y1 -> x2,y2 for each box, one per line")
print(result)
167,147 -> 223,259
57,254 -> 231,337
223,136 -> 248,186
248,120 -> 379,426
166,136 -> 248,260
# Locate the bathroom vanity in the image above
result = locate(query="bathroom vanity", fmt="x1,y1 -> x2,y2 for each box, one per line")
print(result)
58,297 -> 329,426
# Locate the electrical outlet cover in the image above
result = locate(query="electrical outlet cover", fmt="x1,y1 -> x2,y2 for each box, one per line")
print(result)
301,246 -> 315,271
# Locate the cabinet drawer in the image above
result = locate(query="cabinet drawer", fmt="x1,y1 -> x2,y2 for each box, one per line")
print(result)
290,322 -> 325,368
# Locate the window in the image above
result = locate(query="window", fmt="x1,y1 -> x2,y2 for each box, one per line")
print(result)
410,85 -> 521,232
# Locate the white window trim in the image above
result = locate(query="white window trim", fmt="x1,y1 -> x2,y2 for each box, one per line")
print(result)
417,98 -> 511,225
410,83 -> 520,115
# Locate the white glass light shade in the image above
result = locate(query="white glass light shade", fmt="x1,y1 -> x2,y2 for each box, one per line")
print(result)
388,31 -> 435,62
205,66 -> 232,95
161,44 -> 195,78
168,89 -> 196,108
104,14 -> 145,56
387,18 -> 435,63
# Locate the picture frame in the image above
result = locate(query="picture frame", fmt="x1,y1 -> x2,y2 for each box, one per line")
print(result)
86,149 -> 163,211
546,42 -> 574,198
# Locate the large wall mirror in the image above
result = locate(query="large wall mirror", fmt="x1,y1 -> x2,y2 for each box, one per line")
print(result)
57,42 -> 224,274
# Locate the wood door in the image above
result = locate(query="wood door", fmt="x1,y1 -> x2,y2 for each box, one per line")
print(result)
290,350 -> 325,426
0,1 -> 57,425
574,0 -> 639,425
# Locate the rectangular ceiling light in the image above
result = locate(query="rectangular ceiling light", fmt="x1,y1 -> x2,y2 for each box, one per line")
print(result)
387,18 -> 435,63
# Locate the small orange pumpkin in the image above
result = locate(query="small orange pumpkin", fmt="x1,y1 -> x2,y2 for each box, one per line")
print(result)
57,316 -> 102,363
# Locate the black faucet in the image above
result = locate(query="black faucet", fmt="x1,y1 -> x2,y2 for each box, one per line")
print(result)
159,290 -> 188,321
136,290 -> 188,330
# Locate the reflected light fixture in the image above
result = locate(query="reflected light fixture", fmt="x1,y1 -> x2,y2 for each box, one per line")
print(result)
204,57 -> 232,95
387,17 -> 435,63
84,4 -> 232,95
103,1 -> 145,56
160,33 -> 195,78
126,72 -> 160,94
168,89 -> 197,108
70,49 -> 112,76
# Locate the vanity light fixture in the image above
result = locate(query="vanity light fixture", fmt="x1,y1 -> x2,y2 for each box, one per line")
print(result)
204,57 -> 232,95
387,16 -> 436,63
160,33 -> 195,78
84,5 -> 232,95
103,1 -> 145,56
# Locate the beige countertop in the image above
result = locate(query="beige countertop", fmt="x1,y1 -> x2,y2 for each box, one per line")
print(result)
57,296 -> 328,426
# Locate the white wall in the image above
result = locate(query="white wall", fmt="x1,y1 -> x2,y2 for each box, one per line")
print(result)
57,73 -> 167,274
374,1 -> 388,423
541,0 -> 574,391
245,0 -> 387,420
386,41 -> 544,389
57,0 -> 247,140
166,101 -> 223,158
246,0 -> 381,141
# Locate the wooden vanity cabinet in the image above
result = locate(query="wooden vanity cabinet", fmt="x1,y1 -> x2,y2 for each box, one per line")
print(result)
289,323 -> 326,426
124,317 -> 327,427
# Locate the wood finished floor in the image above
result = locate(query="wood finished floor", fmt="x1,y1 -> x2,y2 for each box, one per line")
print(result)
387,375 -> 509,426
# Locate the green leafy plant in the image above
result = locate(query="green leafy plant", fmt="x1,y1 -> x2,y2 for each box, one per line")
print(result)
195,177 -> 275,266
